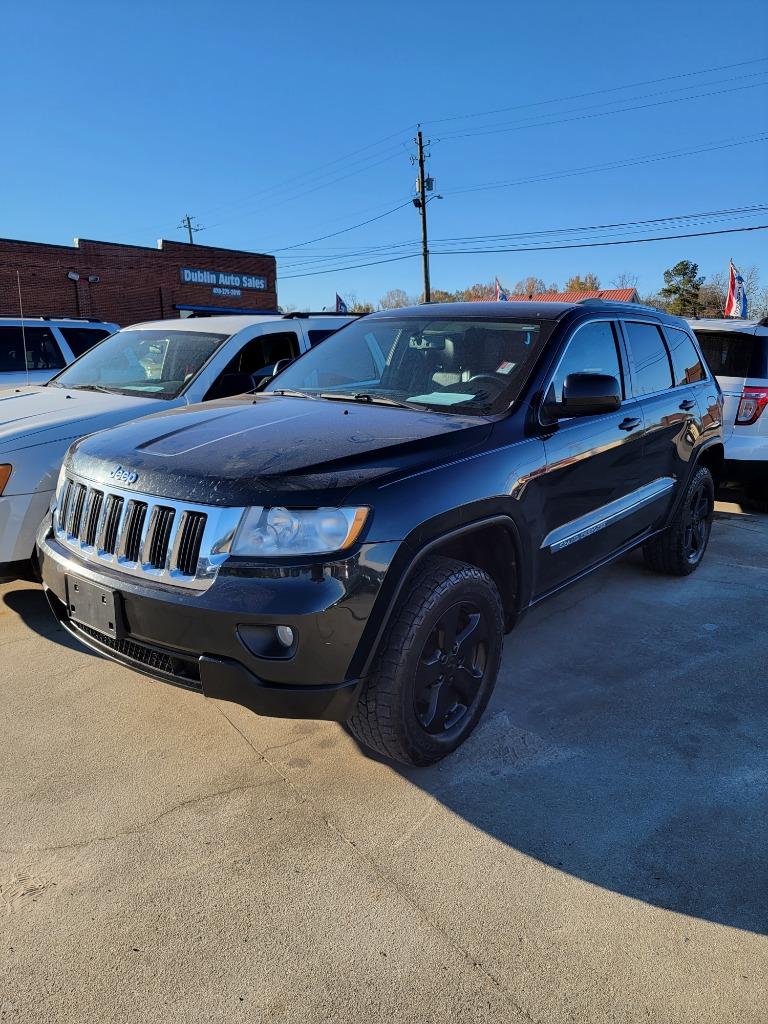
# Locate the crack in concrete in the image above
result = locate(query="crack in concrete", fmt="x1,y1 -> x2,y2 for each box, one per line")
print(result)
0,779 -> 267,856
213,703 -> 538,1023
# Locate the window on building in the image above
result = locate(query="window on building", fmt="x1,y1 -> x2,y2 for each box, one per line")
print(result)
548,320 -> 623,405
59,326 -> 112,358
624,322 -> 673,395
0,327 -> 66,372
664,327 -> 707,386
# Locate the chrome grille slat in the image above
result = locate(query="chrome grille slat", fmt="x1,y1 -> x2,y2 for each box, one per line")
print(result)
100,494 -> 125,554
119,500 -> 149,562
66,483 -> 87,537
144,506 -> 175,570
52,473 -> 244,592
82,489 -> 104,546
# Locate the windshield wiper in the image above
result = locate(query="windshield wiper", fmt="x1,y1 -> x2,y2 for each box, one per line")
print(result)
69,384 -> 115,394
319,392 -> 413,409
268,388 -> 318,400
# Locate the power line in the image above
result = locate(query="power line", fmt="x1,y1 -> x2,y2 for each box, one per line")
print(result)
198,125 -> 415,221
437,79 -> 768,141
277,135 -> 768,266
278,223 -> 768,280
444,134 -> 768,196
272,200 -> 414,252
424,56 -> 768,125
278,203 -> 768,267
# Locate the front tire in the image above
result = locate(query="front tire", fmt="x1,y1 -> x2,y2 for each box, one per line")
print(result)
642,466 -> 715,576
347,556 -> 504,766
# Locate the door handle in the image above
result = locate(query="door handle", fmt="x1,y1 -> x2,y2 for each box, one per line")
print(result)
618,417 -> 641,431
679,399 -> 696,411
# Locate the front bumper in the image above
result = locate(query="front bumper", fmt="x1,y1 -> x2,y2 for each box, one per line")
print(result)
0,489 -> 54,566
38,527 -> 400,722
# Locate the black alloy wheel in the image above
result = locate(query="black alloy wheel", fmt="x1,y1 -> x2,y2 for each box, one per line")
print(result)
414,601 -> 489,735
642,465 -> 715,576
683,477 -> 713,565
346,556 -> 505,766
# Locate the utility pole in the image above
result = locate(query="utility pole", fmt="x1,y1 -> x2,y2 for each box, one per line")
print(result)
415,129 -> 431,303
178,213 -> 201,245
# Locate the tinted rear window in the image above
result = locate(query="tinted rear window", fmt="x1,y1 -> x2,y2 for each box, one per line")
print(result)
0,326 -> 65,372
693,330 -> 768,379
59,326 -> 111,357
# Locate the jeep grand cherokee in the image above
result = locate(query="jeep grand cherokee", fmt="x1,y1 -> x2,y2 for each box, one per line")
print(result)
37,300 -> 723,765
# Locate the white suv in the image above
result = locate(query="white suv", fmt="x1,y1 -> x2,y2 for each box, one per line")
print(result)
0,318 -> 119,388
0,312 -> 354,573
689,317 -> 768,500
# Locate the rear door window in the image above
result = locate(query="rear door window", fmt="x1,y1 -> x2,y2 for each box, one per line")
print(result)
59,326 -> 111,357
693,330 -> 768,379
623,322 -> 673,396
664,327 -> 707,386
0,326 -> 66,372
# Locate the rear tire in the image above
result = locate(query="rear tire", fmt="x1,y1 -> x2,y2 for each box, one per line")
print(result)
346,556 -> 504,766
642,466 -> 714,576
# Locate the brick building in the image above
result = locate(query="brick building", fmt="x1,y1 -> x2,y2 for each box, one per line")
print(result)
0,236 -> 278,326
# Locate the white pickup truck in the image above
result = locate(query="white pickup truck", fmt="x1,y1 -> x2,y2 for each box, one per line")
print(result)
0,312 -> 354,574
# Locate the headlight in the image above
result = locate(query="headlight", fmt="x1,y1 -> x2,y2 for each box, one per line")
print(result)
232,506 -> 369,556
0,464 -> 12,496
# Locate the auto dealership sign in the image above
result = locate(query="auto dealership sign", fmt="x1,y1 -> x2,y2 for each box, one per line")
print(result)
180,267 -> 267,292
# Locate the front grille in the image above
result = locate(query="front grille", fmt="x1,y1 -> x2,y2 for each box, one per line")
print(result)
73,622 -> 202,688
53,473 -> 245,591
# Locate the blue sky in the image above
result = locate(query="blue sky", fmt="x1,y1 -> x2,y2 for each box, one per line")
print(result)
3,0 -> 767,309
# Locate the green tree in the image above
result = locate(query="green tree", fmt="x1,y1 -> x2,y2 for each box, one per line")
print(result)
565,272 -> 601,291
659,260 -> 704,316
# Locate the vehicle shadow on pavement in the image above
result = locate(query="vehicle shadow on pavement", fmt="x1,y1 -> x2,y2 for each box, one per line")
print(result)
2,586 -> 102,657
361,541 -> 768,937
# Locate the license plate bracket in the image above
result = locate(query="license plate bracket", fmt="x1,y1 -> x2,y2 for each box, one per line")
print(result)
65,576 -> 123,639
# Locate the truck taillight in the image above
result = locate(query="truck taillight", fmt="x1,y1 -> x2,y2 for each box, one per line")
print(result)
735,386 -> 768,426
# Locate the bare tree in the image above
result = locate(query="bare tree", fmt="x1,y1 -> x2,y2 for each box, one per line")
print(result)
379,288 -> 415,309
610,272 -> 639,290
341,292 -> 374,314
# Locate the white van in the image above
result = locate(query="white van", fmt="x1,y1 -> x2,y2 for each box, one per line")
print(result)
0,318 -> 118,387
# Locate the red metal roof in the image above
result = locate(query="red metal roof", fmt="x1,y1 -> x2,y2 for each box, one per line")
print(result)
513,288 -> 639,303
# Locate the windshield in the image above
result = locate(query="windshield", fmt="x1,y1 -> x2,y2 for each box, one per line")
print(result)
50,328 -> 229,399
266,316 -> 555,415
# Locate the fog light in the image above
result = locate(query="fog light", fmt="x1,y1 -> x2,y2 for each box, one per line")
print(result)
276,625 -> 295,648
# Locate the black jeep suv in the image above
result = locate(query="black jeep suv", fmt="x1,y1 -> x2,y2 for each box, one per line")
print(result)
38,301 -> 723,765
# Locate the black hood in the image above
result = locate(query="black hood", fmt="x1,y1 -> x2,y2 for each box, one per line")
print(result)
68,394 -> 492,506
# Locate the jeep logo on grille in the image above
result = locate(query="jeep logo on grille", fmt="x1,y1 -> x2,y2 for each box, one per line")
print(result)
109,465 -> 139,486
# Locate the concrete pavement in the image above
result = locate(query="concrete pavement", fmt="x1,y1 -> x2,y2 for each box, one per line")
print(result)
1,505 -> 767,1023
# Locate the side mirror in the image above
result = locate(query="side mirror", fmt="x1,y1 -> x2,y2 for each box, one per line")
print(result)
556,372 -> 622,418
272,357 -> 293,376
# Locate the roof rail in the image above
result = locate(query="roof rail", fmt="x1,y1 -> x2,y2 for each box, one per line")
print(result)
0,315 -> 108,323
576,297 -> 666,316
283,311 -> 360,319
40,315 -> 111,323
